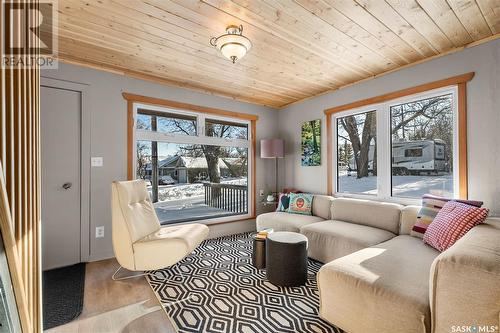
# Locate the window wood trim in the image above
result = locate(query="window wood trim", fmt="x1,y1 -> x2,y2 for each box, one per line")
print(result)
123,92 -> 257,220
324,72 -> 474,199
123,93 -> 259,121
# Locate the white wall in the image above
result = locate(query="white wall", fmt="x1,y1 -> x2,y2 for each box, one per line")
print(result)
42,62 -> 279,261
278,39 -> 500,215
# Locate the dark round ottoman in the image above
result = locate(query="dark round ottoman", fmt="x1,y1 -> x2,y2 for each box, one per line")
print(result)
266,232 -> 308,287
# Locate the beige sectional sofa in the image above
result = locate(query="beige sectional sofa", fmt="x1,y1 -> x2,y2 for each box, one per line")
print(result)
256,195 -> 334,232
255,195 -> 500,333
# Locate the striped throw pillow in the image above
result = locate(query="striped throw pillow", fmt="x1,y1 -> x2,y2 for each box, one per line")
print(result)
423,201 -> 489,252
411,194 -> 483,238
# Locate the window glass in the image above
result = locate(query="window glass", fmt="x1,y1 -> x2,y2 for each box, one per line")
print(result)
336,110 -> 377,195
136,114 -> 152,131
137,141 -> 248,224
135,106 -> 252,224
390,94 -> 454,198
157,115 -> 196,136
405,148 -> 423,158
136,140 -> 152,181
136,109 -> 197,136
205,119 -> 248,139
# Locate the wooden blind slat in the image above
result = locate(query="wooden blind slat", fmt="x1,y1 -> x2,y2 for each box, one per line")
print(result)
0,1 -> 42,332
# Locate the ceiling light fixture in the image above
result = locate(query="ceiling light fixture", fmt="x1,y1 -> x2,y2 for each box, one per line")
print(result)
210,25 -> 252,64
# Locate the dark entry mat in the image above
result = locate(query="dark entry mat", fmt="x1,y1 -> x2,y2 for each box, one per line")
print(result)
43,263 -> 86,330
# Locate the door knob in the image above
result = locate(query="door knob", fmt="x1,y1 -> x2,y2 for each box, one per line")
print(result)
62,182 -> 72,190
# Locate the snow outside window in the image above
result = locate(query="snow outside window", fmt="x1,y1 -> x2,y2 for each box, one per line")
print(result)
333,87 -> 458,203
133,104 -> 252,225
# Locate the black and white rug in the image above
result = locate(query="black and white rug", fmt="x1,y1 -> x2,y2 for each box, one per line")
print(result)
146,233 -> 343,333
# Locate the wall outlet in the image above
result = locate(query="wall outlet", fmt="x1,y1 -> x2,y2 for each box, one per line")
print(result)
259,189 -> 265,197
95,226 -> 105,238
91,157 -> 103,167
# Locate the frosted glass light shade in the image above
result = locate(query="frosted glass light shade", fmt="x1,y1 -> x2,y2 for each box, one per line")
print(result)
211,25 -> 252,63
260,139 -> 284,158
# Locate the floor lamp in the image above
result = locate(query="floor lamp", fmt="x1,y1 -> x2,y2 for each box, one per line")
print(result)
260,139 -> 284,198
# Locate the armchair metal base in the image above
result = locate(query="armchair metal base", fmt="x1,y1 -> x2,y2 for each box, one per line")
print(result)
111,265 -> 196,307
111,266 -> 147,281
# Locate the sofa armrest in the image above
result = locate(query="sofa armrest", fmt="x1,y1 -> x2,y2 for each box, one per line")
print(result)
400,205 -> 420,235
430,219 -> 500,333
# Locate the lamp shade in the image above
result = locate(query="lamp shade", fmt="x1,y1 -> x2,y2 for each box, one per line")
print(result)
260,139 -> 284,158
210,25 -> 252,63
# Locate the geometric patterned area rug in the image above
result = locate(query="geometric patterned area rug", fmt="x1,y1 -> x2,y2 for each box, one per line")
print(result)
146,232 -> 343,333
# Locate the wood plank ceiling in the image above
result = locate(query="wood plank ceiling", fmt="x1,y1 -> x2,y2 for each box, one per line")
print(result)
54,0 -> 500,108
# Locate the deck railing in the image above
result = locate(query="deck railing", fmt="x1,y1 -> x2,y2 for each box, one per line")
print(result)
203,183 -> 247,214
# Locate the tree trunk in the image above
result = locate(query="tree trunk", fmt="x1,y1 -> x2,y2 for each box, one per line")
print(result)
203,125 -> 222,184
341,112 -> 375,179
357,112 -> 376,178
204,147 -> 221,183
357,145 -> 370,178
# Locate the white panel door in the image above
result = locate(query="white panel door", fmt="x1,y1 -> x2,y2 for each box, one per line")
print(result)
41,86 -> 81,270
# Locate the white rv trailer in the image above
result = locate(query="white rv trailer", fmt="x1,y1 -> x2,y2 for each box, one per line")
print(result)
348,139 -> 448,175
392,139 -> 448,175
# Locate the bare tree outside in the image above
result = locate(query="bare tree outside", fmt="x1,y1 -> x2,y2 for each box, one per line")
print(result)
136,141 -> 151,180
391,95 -> 453,169
337,94 -> 454,197
134,110 -> 250,224
338,111 -> 376,179
176,119 -> 248,184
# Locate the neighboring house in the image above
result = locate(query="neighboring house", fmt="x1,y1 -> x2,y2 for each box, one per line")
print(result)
144,155 -> 178,178
144,156 -> 246,183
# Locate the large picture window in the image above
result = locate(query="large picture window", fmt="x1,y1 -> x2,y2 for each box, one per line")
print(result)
331,86 -> 459,202
390,93 -> 454,198
132,104 -> 253,225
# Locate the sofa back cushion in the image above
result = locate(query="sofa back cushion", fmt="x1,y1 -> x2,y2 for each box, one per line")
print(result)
312,195 -> 335,220
331,198 -> 402,234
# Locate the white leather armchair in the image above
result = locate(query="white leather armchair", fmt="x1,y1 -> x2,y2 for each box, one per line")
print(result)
111,180 -> 209,279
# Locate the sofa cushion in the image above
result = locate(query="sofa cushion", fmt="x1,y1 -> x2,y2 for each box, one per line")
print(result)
430,219 -> 500,333
312,195 -> 335,220
330,198 -> 402,234
318,235 -> 439,333
256,212 -> 324,232
300,220 -> 396,263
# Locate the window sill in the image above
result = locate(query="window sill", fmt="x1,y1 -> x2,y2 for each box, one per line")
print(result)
333,192 -> 421,206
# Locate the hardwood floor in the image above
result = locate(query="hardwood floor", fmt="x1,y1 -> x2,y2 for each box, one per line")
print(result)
45,258 -> 176,333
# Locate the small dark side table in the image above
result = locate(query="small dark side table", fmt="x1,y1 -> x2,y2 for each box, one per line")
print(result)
250,231 -> 271,269
266,231 -> 308,287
